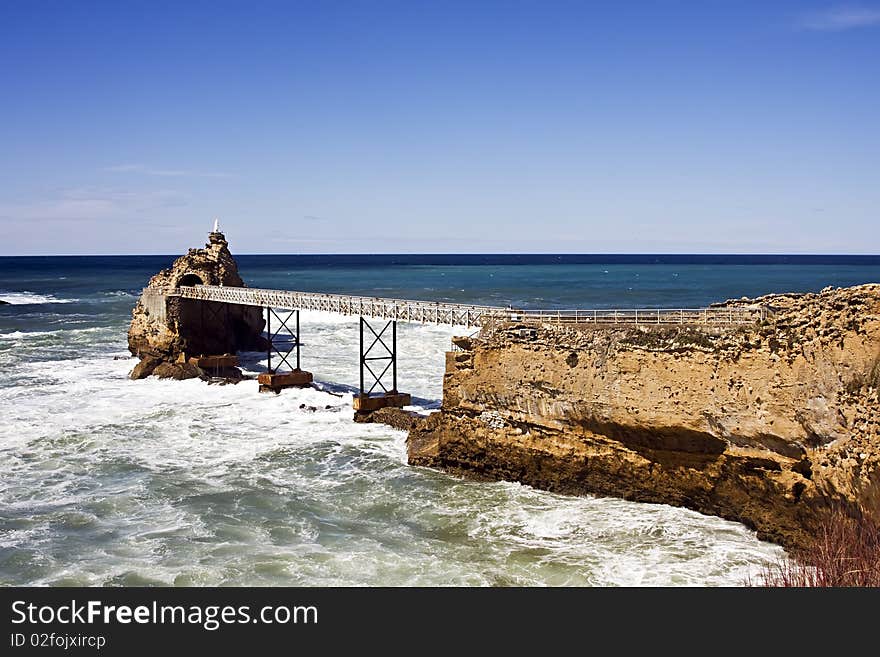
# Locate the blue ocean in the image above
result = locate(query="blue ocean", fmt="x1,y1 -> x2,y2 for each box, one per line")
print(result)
1,254 -> 878,586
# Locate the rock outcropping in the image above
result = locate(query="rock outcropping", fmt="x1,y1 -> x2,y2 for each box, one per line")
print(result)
127,230 -> 267,380
408,284 -> 880,548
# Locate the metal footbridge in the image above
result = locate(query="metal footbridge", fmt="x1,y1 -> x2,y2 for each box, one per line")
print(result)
165,284 -> 765,328
145,284 -> 765,410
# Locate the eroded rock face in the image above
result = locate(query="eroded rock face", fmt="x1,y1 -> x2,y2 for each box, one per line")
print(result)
408,284 -> 880,548
127,231 -> 267,380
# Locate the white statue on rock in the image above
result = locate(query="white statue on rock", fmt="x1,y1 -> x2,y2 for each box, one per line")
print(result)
212,218 -> 221,233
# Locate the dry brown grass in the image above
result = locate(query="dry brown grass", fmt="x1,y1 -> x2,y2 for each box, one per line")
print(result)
751,510 -> 880,587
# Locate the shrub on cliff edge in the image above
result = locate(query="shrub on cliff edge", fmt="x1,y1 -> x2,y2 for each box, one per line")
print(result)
751,510 -> 880,587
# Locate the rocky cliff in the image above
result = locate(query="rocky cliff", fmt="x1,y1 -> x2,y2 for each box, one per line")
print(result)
127,230 -> 267,380
408,284 -> 880,548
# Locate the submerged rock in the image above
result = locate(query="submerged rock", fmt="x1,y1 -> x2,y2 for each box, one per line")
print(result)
127,229 -> 268,381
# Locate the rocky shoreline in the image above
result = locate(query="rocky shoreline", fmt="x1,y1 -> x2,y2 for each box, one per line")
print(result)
405,284 -> 880,549
126,235 -> 879,548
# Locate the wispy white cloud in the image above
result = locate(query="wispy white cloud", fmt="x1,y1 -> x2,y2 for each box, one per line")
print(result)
0,187 -> 188,222
105,163 -> 234,178
797,5 -> 880,31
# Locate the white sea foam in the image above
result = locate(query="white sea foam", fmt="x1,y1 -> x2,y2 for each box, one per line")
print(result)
0,313 -> 784,586
0,330 -> 57,340
0,326 -> 112,342
0,291 -> 76,305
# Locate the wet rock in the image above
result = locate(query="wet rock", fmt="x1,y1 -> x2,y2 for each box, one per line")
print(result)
129,356 -> 161,380
355,407 -> 426,431
152,362 -> 203,380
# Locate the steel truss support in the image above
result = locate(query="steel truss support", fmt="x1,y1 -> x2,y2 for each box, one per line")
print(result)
266,307 -> 301,373
359,317 -> 398,396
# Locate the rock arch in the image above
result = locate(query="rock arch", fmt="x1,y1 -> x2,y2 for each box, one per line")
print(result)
177,272 -> 206,287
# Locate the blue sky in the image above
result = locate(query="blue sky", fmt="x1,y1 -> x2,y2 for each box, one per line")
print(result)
1,1 -> 878,255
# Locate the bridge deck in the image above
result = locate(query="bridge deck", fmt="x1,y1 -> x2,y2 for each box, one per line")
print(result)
146,285 -> 765,328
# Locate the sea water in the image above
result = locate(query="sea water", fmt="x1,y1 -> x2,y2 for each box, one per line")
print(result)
2,254 -> 879,586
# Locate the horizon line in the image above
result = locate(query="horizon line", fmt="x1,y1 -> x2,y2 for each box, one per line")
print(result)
1,252 -> 879,258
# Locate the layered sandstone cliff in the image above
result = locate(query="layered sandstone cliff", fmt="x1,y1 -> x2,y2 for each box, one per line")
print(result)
408,284 -> 880,548
127,230 -> 267,380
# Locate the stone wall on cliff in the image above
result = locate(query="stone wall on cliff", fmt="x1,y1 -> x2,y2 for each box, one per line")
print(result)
127,230 -> 267,380
408,284 -> 880,548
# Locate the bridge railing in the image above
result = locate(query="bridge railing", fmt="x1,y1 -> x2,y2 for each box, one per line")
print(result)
507,306 -> 764,325
146,285 -> 766,328
165,285 -> 508,327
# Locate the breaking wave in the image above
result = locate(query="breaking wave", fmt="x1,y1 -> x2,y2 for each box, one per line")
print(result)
0,291 -> 77,305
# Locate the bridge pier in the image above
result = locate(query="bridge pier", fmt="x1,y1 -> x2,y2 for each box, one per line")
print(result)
353,317 -> 411,414
258,308 -> 314,393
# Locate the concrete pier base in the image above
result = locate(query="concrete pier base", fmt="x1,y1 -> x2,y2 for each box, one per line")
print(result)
258,370 -> 314,393
179,353 -> 239,368
353,392 -> 412,414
